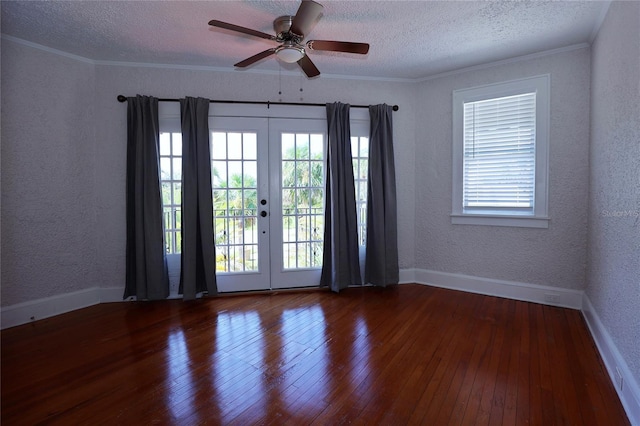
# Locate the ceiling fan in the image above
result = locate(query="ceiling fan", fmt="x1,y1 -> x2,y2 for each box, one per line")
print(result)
208,0 -> 369,78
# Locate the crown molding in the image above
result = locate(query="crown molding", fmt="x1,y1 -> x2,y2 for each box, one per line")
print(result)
2,33 -> 412,83
415,43 -> 590,83
3,33 -> 591,84
1,34 -> 96,64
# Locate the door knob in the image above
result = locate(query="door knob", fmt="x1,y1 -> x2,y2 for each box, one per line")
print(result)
260,211 -> 268,217
260,199 -> 267,205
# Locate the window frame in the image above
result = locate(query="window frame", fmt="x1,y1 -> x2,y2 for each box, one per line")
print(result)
451,74 -> 550,228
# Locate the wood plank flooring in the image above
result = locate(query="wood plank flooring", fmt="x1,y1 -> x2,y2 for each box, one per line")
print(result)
1,284 -> 629,425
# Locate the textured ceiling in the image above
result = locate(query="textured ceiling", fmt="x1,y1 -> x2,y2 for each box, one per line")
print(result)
1,0 -> 609,80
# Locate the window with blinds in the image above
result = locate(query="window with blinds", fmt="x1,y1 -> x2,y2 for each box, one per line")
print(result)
463,93 -> 536,212
451,75 -> 550,228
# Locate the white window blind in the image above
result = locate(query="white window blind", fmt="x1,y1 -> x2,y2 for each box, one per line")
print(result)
463,93 -> 536,212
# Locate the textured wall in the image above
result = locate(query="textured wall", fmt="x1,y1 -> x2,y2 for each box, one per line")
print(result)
2,36 -> 593,306
588,1 -> 640,387
1,39 -> 97,306
91,66 -> 417,290
414,47 -> 591,289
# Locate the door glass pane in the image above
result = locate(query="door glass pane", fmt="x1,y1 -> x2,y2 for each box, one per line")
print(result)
211,131 -> 259,273
159,132 -> 182,254
281,132 -> 324,270
351,136 -> 369,247
296,134 -> 309,159
282,134 -> 295,159
243,134 -> 257,160
310,135 -> 323,160
212,132 -> 227,159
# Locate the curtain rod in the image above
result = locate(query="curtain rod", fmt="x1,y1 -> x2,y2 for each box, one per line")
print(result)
116,95 -> 398,111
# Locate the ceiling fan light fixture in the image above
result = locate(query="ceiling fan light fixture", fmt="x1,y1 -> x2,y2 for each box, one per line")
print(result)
275,45 -> 305,63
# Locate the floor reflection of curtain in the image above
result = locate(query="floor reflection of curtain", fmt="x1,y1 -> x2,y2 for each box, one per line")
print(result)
350,316 -> 372,396
120,306 -> 173,423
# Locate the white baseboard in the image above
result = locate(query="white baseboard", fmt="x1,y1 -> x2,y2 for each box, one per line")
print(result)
399,268 -> 418,284
0,287 -> 126,330
0,270 -> 583,327
1,288 -> 101,329
400,268 -> 583,309
582,294 -> 640,426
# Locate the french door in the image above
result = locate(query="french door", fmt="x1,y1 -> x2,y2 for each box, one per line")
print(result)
211,117 -> 326,292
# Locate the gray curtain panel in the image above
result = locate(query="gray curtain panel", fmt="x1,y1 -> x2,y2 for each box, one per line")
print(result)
124,95 -> 170,300
320,102 -> 362,292
179,97 -> 218,300
365,104 -> 399,286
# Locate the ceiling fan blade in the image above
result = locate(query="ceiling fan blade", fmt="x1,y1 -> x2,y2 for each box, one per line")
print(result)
306,40 -> 369,55
290,0 -> 324,37
297,54 -> 320,78
209,20 -> 275,41
235,49 -> 277,68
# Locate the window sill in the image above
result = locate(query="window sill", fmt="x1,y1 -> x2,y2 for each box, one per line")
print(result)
450,214 -> 549,229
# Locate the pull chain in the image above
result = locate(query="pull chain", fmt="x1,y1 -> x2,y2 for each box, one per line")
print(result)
278,65 -> 282,101
299,73 -> 304,101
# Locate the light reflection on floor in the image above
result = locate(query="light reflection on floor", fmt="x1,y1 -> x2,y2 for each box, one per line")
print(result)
280,306 -> 328,414
214,310 -> 265,422
163,303 -> 372,422
166,329 -> 195,421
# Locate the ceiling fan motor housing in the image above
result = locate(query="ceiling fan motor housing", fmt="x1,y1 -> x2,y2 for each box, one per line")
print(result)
274,16 -> 303,42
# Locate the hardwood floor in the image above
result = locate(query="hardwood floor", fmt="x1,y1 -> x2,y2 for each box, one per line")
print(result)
1,284 -> 629,425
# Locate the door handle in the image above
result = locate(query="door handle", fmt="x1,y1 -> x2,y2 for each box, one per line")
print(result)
260,211 -> 268,217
